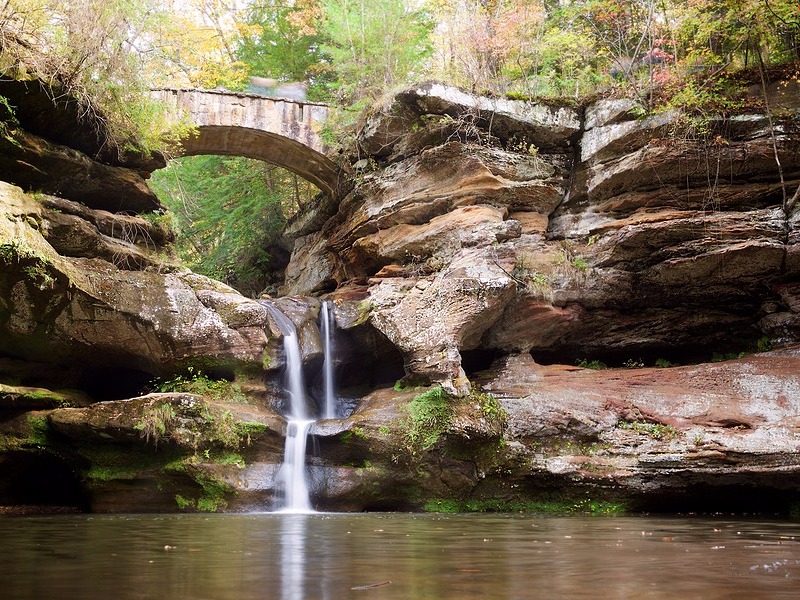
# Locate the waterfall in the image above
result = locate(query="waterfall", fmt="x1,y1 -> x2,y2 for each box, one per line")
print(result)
264,300 -> 340,513
320,301 -> 337,419
264,304 -> 313,513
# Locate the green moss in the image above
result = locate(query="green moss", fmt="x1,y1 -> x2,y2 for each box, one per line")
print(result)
162,457 -> 188,473
423,497 -> 627,515
82,446 -> 174,482
135,402 -> 176,445
86,465 -> 135,482
235,420 -> 268,436
0,434 -> 24,451
0,414 -> 52,450
213,452 -> 245,467
196,497 -> 223,512
0,240 -> 57,289
135,396 -> 268,451
353,300 -> 374,326
532,438 -> 609,457
175,494 -> 194,510
204,408 -> 240,448
405,386 -> 452,452
0,385 -> 81,408
194,473 -> 233,512
26,413 -> 49,445
168,467 -> 235,512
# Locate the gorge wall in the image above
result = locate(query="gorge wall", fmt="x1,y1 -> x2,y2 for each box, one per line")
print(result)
1,77 -> 799,514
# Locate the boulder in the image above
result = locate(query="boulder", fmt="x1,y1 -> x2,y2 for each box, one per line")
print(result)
0,383 -> 90,410
369,248 -> 516,393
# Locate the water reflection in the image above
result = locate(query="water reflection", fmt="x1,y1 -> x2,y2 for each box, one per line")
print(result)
280,515 -> 303,600
1,514 -> 799,599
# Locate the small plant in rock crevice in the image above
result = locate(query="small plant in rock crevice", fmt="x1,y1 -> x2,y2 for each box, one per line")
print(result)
135,402 -> 176,445
155,367 -> 247,404
576,358 -> 608,370
756,336 -> 773,353
511,253 -> 553,299
0,241 -> 57,290
472,387 -> 507,427
655,358 -> 679,368
618,420 -> 679,440
571,257 -> 589,271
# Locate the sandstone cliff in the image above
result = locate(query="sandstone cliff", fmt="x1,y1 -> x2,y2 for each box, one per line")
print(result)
1,78 -> 799,514
286,82 -> 800,394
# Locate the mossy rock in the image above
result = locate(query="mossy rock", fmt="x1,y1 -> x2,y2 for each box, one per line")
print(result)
0,383 -> 90,410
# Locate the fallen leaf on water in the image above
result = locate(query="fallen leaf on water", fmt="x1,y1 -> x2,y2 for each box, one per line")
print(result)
351,581 -> 392,591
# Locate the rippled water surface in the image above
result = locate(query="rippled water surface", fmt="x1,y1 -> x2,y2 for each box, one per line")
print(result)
2,513 -> 799,599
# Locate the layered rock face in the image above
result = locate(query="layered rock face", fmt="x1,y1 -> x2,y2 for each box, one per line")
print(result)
272,82 -> 800,513
2,78 -> 799,514
285,82 -> 800,388
0,77 -> 165,213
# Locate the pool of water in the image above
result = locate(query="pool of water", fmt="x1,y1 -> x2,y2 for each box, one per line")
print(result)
2,513 -> 798,599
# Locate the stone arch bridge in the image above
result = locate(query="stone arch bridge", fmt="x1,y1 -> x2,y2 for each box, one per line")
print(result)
152,88 -> 338,195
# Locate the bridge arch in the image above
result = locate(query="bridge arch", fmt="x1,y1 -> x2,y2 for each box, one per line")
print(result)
152,88 -> 338,195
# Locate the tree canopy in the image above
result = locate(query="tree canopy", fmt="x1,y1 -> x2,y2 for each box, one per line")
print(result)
2,0 -> 798,138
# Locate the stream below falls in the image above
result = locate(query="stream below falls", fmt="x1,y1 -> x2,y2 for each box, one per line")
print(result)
2,513 -> 799,599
